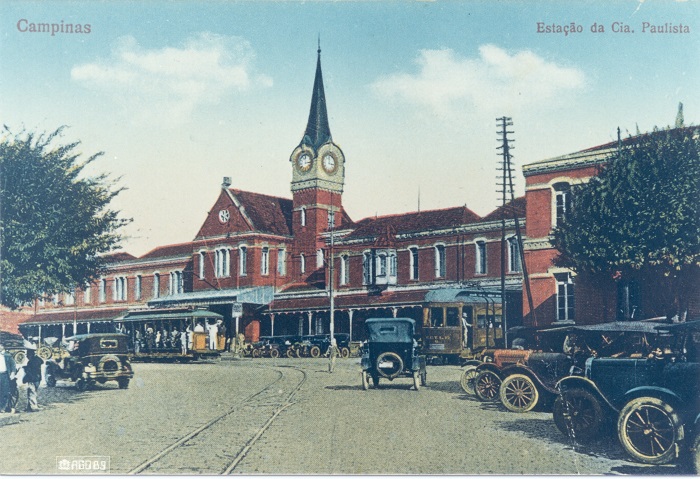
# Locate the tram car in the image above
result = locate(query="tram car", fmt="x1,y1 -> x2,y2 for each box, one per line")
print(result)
422,288 -> 510,364
116,308 -> 226,361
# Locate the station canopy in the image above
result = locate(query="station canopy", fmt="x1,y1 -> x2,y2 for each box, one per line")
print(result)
117,309 -> 223,323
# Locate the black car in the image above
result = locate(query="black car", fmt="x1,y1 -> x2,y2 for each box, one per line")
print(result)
554,319 -> 700,467
360,317 -> 426,390
45,333 -> 134,391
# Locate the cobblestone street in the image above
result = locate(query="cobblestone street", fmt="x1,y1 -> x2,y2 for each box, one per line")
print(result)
0,357 -> 685,475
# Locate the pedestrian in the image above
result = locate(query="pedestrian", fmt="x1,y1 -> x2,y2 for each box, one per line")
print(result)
180,328 -> 188,355
24,347 -> 43,412
208,321 -> 218,350
0,343 -> 18,413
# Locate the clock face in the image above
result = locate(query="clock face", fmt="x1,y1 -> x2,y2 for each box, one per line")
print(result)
218,209 -> 230,224
322,153 -> 337,173
297,153 -> 312,172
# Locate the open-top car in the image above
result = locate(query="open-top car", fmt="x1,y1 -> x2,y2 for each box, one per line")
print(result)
361,317 -> 427,390
45,333 -> 134,391
554,319 -> 700,467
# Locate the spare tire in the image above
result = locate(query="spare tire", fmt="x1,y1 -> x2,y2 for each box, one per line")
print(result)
375,352 -> 404,379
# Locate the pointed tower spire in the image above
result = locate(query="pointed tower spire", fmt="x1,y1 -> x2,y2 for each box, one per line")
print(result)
301,41 -> 332,149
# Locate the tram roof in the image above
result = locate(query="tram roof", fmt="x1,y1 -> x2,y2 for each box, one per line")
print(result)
424,288 -> 502,304
118,309 -> 223,322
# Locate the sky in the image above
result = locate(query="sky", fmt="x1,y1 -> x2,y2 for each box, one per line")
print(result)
1,0 -> 698,256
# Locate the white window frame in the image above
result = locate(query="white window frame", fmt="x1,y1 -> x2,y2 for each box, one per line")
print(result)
434,244 -> 446,278
475,240 -> 487,275
239,246 -> 247,276
198,251 -> 206,279
317,248 -> 324,268
555,272 -> 575,321
300,207 -> 307,227
83,284 -> 91,305
99,279 -> 106,303
153,273 -> 160,299
508,236 -> 522,273
362,251 -> 372,285
261,247 -> 270,276
135,275 -> 142,301
340,254 -> 349,285
409,247 -> 419,280
277,248 -> 286,276
300,253 -> 306,274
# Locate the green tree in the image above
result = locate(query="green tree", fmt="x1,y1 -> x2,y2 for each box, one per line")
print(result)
553,127 -> 700,320
0,128 -> 130,309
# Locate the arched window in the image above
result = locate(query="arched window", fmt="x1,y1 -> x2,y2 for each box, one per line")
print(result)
261,247 -> 270,275
239,246 -> 247,276
507,237 -> 522,273
340,255 -> 349,285
198,251 -> 206,279
434,244 -> 446,278
409,247 -> 419,280
300,253 -> 306,274
300,207 -> 307,227
475,241 -> 487,275
153,273 -> 160,299
277,249 -> 286,276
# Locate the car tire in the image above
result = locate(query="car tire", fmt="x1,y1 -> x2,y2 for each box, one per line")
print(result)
286,348 -> 295,358
690,432 -> 700,474
46,375 -> 57,387
13,350 -> 26,365
460,365 -> 479,395
270,348 -> 280,359
553,388 -> 604,443
474,371 -> 501,402
252,349 -> 261,358
413,371 -> 421,391
499,374 -> 540,413
617,396 -> 683,465
340,347 -> 350,359
310,346 -> 321,358
375,352 -> 404,379
361,371 -> 369,390
75,378 -> 88,392
117,378 -> 130,389
37,345 -> 52,360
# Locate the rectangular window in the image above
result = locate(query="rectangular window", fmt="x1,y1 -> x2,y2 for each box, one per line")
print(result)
340,255 -> 349,285
261,247 -> 270,275
475,241 -> 487,275
300,253 -> 306,274
554,185 -> 572,227
199,252 -> 205,279
99,279 -> 106,303
135,275 -> 142,301
389,253 -> 397,278
153,274 -> 160,299
317,249 -> 324,268
377,254 -> 387,277
83,284 -> 91,305
435,245 -> 446,278
409,247 -> 419,280
277,249 -> 286,276
65,289 -> 75,306
239,246 -> 247,276
327,210 -> 335,229
556,273 -> 575,321
362,252 -> 372,285
508,237 -> 522,273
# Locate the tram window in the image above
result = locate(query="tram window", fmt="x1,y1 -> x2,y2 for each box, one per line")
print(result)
446,307 -> 460,327
476,310 -> 487,328
430,307 -> 444,327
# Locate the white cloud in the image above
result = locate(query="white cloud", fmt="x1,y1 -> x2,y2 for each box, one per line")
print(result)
372,45 -> 586,119
71,33 -> 272,126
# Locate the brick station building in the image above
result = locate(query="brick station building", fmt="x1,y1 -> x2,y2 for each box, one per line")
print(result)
19,49 -> 527,342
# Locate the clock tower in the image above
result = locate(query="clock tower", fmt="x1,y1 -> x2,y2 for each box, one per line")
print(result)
290,45 -> 346,277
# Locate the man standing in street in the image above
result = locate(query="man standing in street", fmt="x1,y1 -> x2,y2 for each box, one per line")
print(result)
0,343 -> 17,413
24,347 -> 43,412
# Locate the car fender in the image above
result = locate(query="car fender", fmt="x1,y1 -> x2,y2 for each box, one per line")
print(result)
500,365 -> 551,393
462,360 -> 482,368
475,363 -> 501,376
556,376 -> 618,413
622,386 -> 684,412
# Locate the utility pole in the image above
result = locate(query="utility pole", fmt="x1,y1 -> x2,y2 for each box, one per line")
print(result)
328,196 -> 337,373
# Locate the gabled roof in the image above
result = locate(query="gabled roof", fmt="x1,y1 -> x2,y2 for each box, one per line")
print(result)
103,252 -> 136,262
482,197 -> 526,222
300,48 -> 332,149
140,242 -> 194,260
229,189 -> 293,236
345,206 -> 481,240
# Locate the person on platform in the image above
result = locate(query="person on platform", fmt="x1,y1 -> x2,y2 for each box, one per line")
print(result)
180,328 -> 188,355
24,347 -> 43,412
208,321 -> 218,350
0,343 -> 18,413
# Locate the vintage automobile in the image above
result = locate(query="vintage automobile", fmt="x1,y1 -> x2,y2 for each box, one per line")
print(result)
361,317 -> 427,391
45,333 -> 134,391
554,320 -> 700,466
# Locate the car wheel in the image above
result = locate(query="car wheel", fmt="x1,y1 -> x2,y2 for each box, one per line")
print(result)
252,349 -> 261,358
46,375 -> 57,387
286,348 -> 295,358
690,432 -> 700,474
617,396 -> 683,465
413,371 -> 421,391
361,371 -> 369,390
499,374 -> 540,413
117,378 -> 130,389
310,346 -> 321,358
340,347 -> 350,359
13,350 -> 26,365
75,378 -> 88,392
37,345 -> 52,360
460,365 -> 479,395
270,348 -> 280,359
553,388 -> 604,443
474,371 -> 501,402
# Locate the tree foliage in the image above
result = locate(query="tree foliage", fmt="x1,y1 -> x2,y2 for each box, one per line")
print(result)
0,128 -> 130,309
553,127 -> 700,318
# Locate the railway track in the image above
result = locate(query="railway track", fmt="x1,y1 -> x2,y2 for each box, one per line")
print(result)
126,363 -> 307,475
